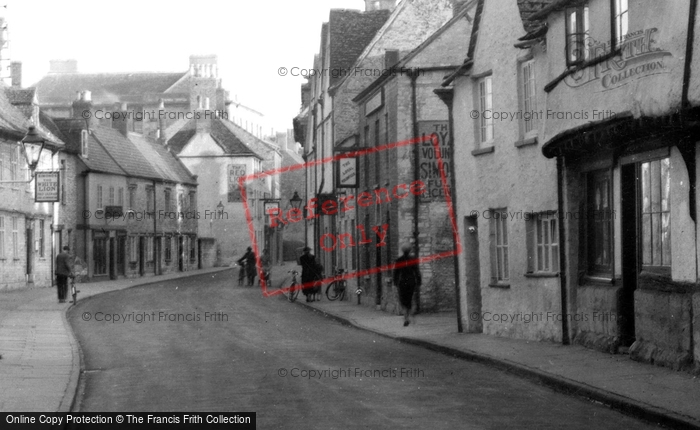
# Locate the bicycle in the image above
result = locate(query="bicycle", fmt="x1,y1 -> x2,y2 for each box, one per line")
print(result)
287,270 -> 300,302
70,275 -> 80,304
258,267 -> 271,288
325,268 -> 347,301
237,261 -> 246,286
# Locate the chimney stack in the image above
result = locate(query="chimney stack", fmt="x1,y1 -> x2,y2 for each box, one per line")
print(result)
112,102 -> 132,136
10,61 -> 21,87
301,83 -> 311,108
72,91 -> 95,126
384,50 -> 400,69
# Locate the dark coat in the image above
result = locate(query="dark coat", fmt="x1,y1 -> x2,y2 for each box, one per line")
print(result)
393,255 -> 421,308
55,252 -> 73,276
299,253 -> 319,285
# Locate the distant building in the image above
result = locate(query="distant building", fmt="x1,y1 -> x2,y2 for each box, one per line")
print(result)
52,92 -> 199,281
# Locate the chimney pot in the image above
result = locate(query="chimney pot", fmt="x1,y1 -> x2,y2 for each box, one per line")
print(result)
10,61 -> 21,87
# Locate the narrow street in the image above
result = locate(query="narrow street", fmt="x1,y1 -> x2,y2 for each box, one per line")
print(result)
67,270 -> 659,429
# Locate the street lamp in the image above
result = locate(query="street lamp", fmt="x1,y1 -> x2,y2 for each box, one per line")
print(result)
22,126 -> 47,174
0,126 -> 47,184
290,191 -> 303,210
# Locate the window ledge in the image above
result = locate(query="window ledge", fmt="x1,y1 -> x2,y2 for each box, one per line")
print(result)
524,272 -> 558,278
514,136 -> 538,148
472,146 -> 495,157
488,282 -> 510,289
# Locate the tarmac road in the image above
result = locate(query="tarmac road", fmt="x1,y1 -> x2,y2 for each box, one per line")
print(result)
67,270 -> 660,429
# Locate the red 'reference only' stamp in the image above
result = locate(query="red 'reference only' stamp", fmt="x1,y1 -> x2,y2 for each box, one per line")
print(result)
240,134 -> 461,297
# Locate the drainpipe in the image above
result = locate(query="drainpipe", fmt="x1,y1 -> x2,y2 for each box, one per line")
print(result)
557,155 -> 570,345
409,68 -> 421,313
153,180 -> 158,275
434,87 -> 463,332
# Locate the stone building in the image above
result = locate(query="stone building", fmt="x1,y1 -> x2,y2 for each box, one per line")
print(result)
441,0 -> 559,340
300,4 -> 393,280
52,93 -> 198,281
352,1 -> 473,313
166,116 -> 280,267
533,0 -> 700,372
0,83 -> 63,290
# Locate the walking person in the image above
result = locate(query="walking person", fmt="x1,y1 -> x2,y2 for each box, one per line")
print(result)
237,247 -> 257,286
393,244 -> 422,326
299,246 -> 320,302
55,246 -> 74,303
260,248 -> 272,286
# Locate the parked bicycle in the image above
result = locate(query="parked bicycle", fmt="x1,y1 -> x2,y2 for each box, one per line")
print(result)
325,268 -> 347,301
287,269 -> 300,302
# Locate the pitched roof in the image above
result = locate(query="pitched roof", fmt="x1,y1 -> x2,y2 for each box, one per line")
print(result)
166,118 -> 263,159
128,133 -> 197,185
91,127 -> 161,178
34,72 -> 187,106
328,9 -> 392,86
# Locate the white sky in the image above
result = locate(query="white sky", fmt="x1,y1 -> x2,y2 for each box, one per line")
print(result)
3,0 -> 364,134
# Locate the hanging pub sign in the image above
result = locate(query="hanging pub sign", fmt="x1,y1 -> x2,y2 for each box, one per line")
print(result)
263,200 -> 281,227
34,171 -> 60,202
417,121 -> 450,202
336,154 -> 358,188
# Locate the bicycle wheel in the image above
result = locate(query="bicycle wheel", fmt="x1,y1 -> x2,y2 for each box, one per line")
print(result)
71,281 -> 78,304
288,281 -> 299,302
338,280 -> 347,301
326,281 -> 340,301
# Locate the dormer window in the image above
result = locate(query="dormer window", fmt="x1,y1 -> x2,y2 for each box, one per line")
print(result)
565,5 -> 590,66
612,0 -> 628,45
81,129 -> 89,158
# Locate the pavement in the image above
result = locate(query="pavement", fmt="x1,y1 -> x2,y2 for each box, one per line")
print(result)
268,264 -> 700,430
2,262 -> 699,429
0,266 -> 232,413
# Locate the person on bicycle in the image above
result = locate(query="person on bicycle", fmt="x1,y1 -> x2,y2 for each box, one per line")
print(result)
393,244 -> 421,326
299,246 -> 320,302
55,246 -> 74,304
237,247 -> 257,286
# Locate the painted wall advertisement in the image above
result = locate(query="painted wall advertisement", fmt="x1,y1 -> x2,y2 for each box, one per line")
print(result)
418,121 -> 450,202
228,164 -> 246,202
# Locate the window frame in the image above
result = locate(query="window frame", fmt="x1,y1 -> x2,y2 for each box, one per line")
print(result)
520,59 -> 537,136
565,5 -> 590,67
81,130 -> 89,158
639,157 -> 671,274
612,0 -> 628,46
489,208 -> 509,285
0,216 -> 5,258
585,168 -> 614,277
477,76 -> 494,144
97,185 -> 103,210
526,212 -> 559,274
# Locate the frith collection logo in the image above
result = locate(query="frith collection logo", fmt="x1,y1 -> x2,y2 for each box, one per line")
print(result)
565,28 -> 673,91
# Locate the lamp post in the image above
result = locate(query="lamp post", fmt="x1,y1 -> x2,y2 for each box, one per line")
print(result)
0,126 -> 47,184
290,191 -> 303,210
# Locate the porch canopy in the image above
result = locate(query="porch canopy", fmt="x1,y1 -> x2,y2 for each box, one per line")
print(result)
541,110 -> 700,159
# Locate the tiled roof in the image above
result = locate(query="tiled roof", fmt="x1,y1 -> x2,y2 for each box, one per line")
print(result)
34,72 -> 187,106
128,133 -> 196,185
0,83 -> 32,138
82,132 -> 128,176
217,119 -> 277,158
328,9 -> 391,86
166,118 -> 263,159
91,127 -> 161,178
517,0 -> 554,33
